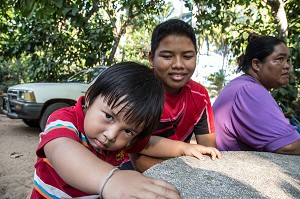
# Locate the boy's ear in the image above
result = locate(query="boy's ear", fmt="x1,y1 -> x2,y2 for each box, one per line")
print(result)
251,58 -> 261,72
148,52 -> 154,67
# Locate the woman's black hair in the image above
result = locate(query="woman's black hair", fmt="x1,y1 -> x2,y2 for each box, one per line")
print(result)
237,33 -> 286,73
85,61 -> 164,140
151,19 -> 197,55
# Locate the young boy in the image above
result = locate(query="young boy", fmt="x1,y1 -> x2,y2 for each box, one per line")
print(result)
131,19 -> 219,172
30,62 -> 219,198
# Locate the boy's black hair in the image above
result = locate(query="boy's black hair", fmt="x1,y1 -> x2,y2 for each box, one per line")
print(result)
150,19 -> 197,55
85,61 -> 164,140
237,34 -> 286,73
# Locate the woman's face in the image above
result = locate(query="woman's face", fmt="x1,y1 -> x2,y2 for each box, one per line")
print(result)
254,43 -> 291,90
149,35 -> 196,94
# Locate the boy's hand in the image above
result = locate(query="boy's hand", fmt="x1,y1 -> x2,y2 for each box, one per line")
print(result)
102,170 -> 182,199
182,143 -> 221,160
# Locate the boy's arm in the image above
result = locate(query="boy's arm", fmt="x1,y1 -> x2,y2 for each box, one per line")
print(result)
44,137 -> 182,198
44,137 -> 113,194
131,134 -> 218,173
140,136 -> 186,157
195,133 -> 216,147
131,136 -> 189,172
137,136 -> 221,169
140,136 -> 220,158
130,153 -> 165,173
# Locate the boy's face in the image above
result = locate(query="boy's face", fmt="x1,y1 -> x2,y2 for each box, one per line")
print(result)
149,35 -> 196,94
84,95 -> 142,151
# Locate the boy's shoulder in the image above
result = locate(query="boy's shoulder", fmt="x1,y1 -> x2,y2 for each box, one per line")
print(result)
49,106 -> 76,122
46,98 -> 84,132
186,79 -> 207,92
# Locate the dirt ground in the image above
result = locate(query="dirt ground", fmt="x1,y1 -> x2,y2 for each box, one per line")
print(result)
0,114 -> 40,199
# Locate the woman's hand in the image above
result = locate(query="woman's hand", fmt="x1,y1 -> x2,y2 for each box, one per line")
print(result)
102,170 -> 182,199
181,143 -> 221,160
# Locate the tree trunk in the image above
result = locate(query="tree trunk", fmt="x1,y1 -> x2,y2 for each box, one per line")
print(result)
107,23 -> 128,65
266,0 -> 288,41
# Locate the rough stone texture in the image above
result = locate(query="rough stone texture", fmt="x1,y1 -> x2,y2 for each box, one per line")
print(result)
144,151 -> 300,199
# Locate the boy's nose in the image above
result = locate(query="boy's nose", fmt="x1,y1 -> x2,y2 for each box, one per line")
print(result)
104,128 -> 118,142
171,57 -> 184,69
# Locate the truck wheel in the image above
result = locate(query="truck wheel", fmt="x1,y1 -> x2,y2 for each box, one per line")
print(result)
22,119 -> 40,128
40,102 -> 70,131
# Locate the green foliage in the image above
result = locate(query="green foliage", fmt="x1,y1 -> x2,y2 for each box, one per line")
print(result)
1,0 -> 300,120
119,2 -> 174,66
0,0 -> 165,85
121,26 -> 152,66
207,69 -> 226,98
0,60 -> 22,92
272,72 -> 300,118
272,84 -> 298,106
192,0 -> 300,118
1,0 -> 115,82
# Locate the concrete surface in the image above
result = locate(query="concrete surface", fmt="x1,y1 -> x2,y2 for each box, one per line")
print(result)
144,151 -> 300,199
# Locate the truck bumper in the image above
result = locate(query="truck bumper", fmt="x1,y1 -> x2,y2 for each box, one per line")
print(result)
2,97 -> 43,120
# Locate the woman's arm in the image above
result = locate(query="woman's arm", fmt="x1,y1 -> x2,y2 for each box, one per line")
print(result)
274,139 -> 300,155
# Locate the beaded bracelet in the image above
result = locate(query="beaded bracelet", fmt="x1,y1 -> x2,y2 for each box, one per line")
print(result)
99,167 -> 119,199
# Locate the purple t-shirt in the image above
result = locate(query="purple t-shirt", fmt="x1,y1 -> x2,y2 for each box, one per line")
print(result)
213,75 -> 300,152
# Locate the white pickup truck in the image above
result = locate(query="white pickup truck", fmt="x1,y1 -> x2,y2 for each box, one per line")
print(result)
1,66 -> 108,130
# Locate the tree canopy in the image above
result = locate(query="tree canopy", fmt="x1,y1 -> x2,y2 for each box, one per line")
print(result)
1,0 -> 300,114
0,0 -> 164,83
190,0 -> 300,111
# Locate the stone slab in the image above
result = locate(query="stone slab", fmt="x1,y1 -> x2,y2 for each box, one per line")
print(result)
144,151 -> 300,199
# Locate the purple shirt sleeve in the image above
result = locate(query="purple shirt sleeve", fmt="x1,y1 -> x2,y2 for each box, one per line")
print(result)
230,83 -> 300,151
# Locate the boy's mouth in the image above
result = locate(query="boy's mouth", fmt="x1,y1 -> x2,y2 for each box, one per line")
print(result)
170,73 -> 185,81
95,138 -> 107,149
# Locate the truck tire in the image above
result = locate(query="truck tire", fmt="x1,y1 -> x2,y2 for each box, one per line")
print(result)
22,119 -> 40,128
39,102 -> 70,131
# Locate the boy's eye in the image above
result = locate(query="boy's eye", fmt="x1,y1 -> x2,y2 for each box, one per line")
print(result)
183,55 -> 194,59
161,55 -> 172,59
105,113 -> 113,121
125,129 -> 134,137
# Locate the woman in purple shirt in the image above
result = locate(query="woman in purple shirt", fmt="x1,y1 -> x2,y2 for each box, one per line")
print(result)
213,34 -> 300,155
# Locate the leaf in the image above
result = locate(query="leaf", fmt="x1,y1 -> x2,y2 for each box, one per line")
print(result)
279,88 -> 288,95
242,32 -> 248,40
72,7 -> 79,16
62,7 -> 72,15
55,0 -> 63,8
18,0 -> 37,18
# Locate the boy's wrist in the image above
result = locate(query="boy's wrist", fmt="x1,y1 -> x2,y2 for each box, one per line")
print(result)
99,167 -> 119,199
179,142 -> 189,156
